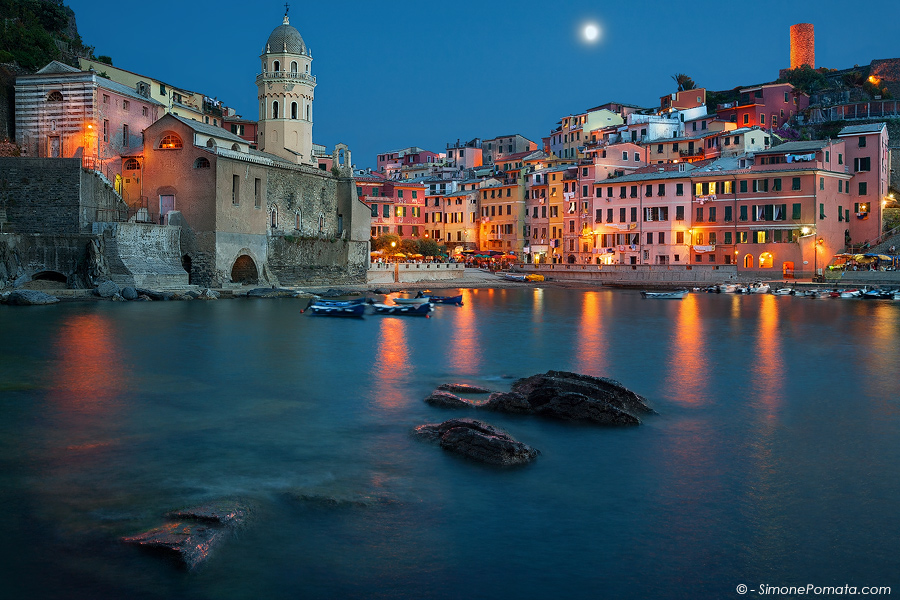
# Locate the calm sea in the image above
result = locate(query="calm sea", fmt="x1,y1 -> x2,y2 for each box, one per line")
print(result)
1,288 -> 899,599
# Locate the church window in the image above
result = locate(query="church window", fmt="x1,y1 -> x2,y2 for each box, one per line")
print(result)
194,157 -> 210,169
271,208 -> 278,228
272,100 -> 279,118
158,134 -> 182,149
46,90 -> 63,102
306,104 -> 310,121
291,102 -> 298,119
231,143 -> 240,151
290,61 -> 297,73
319,213 -> 325,232
273,60 -> 280,72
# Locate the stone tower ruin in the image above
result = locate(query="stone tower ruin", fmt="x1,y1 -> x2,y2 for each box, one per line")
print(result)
790,23 -> 815,69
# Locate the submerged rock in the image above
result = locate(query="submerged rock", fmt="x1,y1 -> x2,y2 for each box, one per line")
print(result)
245,287 -> 295,298
136,288 -> 173,301
437,383 -> 494,394
3,290 -> 60,305
415,418 -> 539,466
424,390 -> 475,409
123,501 -> 247,569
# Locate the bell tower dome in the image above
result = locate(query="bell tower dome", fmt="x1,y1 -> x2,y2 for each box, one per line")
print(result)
256,8 -> 316,165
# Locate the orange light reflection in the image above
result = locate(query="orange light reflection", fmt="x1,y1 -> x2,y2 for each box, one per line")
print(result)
665,293 -> 708,406
448,289 -> 481,372
574,291 -> 608,374
371,317 -> 410,409
753,295 -> 783,421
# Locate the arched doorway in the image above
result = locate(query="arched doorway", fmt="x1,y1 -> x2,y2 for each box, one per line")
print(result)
231,255 -> 258,284
567,254 -> 576,264
743,254 -> 754,269
182,254 -> 193,284
759,252 -> 773,268
782,261 -> 795,279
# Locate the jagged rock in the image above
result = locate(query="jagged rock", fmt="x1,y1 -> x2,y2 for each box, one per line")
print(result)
13,274 -> 31,288
136,288 -> 173,301
512,370 -> 655,417
121,286 -> 138,300
123,501 -> 247,569
437,383 -> 494,394
184,290 -> 201,299
424,390 -> 474,409
535,392 -> 640,425
3,289 -> 60,305
371,288 -> 388,295
199,288 -> 220,300
482,391 -> 533,414
414,418 -> 538,466
95,280 -> 119,298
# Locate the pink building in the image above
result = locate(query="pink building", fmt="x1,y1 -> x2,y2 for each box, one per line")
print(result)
222,116 -> 259,148
837,122 -> 890,246
360,176 -> 426,240
715,83 -> 809,129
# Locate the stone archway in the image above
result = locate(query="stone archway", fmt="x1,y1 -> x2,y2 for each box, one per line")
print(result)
567,254 -> 576,264
32,270 -> 68,284
231,255 -> 259,284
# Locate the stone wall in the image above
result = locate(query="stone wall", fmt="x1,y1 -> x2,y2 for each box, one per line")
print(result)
92,222 -> 188,288
0,232 -> 98,288
520,263 -> 741,284
268,235 -> 367,286
0,157 -> 125,234
367,262 -> 465,284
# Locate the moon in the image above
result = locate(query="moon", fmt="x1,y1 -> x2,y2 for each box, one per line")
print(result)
583,24 -> 599,42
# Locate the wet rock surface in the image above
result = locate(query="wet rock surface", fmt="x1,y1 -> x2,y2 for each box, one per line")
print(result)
437,383 -> 494,394
2,289 -> 60,305
94,280 -> 119,298
122,501 -> 247,569
415,418 -> 539,466
245,287 -> 297,298
429,371 -> 654,425
424,390 -> 475,409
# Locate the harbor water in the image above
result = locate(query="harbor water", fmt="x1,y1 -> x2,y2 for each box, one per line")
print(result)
1,288 -> 899,599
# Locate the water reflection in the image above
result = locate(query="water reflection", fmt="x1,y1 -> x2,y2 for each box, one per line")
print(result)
50,313 -> 128,411
574,291 -> 608,375
665,293 -> 708,406
753,295 -> 784,420
370,318 -> 410,409
448,290 -> 481,373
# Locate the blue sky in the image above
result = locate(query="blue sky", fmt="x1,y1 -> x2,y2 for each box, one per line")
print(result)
68,0 -> 898,170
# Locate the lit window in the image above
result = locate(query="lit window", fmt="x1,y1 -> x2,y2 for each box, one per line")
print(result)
158,134 -> 183,149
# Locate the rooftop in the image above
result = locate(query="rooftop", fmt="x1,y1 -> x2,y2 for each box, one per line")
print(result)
838,123 -> 887,136
754,140 -> 830,155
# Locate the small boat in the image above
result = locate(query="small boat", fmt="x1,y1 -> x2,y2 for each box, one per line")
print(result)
640,290 -> 687,299
525,274 -> 545,282
719,284 -> 738,293
500,273 -> 527,281
840,289 -> 862,298
393,296 -> 431,305
862,289 -> 892,299
771,288 -> 794,296
307,303 -> 366,317
749,283 -> 770,294
372,302 -> 434,316
893,292 -> 900,301
309,297 -> 366,307
421,294 -> 463,306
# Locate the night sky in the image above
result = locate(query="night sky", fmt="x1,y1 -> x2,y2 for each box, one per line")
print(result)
67,0 -> 898,169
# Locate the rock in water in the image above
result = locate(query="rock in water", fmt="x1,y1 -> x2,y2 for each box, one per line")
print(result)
511,370 -> 654,418
123,501 -> 247,569
414,418 -> 539,466
535,391 -> 640,425
481,391 -> 533,414
121,286 -> 138,300
95,280 -> 120,298
4,290 -> 60,305
437,383 -> 494,394
424,390 -> 474,409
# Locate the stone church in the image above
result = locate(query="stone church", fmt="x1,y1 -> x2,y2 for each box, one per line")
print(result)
136,13 -> 370,287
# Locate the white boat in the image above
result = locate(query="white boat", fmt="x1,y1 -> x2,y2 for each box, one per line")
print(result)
641,290 -> 687,299
771,288 -> 794,296
719,284 -> 738,293
840,289 -> 862,298
393,296 -> 431,305
749,283 -> 770,294
499,273 -> 527,281
893,292 -> 900,301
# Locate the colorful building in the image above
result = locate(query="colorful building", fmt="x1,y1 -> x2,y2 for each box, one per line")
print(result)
715,83 -> 809,129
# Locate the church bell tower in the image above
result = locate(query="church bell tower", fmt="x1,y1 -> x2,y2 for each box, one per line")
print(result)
257,7 -> 316,165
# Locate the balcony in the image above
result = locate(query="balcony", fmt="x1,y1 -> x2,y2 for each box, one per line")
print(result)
255,71 -> 317,85
679,148 -> 704,157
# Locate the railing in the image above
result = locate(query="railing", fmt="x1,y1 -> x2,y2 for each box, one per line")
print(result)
255,71 -> 317,85
679,148 -> 704,157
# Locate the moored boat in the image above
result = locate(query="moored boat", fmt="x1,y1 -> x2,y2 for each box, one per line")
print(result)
423,294 -> 463,305
640,290 -> 687,299
393,296 -> 431,305
372,302 -> 434,316
307,303 -> 366,317
771,288 -> 794,296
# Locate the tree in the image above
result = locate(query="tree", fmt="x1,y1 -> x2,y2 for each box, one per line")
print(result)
672,73 -> 696,92
778,65 -> 827,95
416,238 -> 444,257
96,55 -> 113,65
371,233 -> 400,252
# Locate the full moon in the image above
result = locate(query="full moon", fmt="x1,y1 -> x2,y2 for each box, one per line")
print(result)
583,24 -> 599,42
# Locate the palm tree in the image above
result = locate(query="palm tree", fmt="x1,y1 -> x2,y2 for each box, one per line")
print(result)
672,73 -> 696,92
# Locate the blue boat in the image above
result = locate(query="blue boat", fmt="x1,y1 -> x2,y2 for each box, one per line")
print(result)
309,297 -> 366,307
372,302 -> 434,316
307,302 -> 366,317
415,292 -> 463,305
